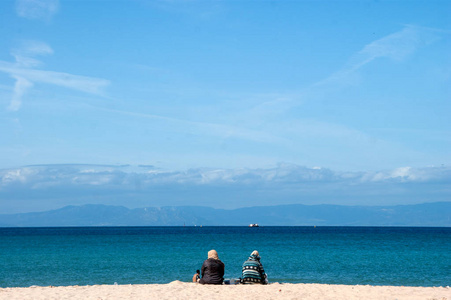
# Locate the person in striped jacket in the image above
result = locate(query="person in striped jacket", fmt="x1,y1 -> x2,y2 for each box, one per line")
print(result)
241,250 -> 268,284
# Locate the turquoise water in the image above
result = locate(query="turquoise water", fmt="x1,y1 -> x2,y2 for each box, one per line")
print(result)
0,227 -> 450,287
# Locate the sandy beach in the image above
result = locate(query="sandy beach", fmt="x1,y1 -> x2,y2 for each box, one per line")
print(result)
1,281 -> 449,300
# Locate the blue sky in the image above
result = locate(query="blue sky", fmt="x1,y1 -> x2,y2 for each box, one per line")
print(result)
0,0 -> 450,213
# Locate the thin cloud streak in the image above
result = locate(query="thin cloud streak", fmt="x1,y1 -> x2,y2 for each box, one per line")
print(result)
11,40 -> 54,68
101,107 -> 288,144
15,0 -> 59,20
359,25 -> 439,62
0,62 -> 110,95
314,25 -> 443,88
236,25 -> 448,154
0,40 -> 110,111
235,26 -> 437,127
8,76 -> 33,111
0,61 -> 110,111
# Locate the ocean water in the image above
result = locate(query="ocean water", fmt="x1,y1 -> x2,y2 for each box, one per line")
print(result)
0,226 -> 450,288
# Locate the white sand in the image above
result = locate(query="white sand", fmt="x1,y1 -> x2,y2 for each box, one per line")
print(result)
1,281 -> 450,300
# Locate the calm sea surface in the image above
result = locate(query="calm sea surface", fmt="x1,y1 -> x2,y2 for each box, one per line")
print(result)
0,226 -> 450,288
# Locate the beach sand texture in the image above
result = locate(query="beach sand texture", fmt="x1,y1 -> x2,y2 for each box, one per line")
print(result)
1,281 -> 450,300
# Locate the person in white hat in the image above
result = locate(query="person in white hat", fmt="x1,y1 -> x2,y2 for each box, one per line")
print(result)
241,250 -> 268,284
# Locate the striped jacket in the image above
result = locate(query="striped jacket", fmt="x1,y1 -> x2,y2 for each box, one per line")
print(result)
241,254 -> 267,284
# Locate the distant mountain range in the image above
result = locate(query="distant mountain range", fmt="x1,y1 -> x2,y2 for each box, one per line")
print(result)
1,202 -> 450,227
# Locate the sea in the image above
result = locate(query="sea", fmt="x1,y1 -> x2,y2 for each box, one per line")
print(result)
0,226 -> 450,288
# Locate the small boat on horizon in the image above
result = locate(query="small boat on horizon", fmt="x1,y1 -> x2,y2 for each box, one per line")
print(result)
249,223 -> 259,227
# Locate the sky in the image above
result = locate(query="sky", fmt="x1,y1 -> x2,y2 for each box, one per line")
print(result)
0,0 -> 450,213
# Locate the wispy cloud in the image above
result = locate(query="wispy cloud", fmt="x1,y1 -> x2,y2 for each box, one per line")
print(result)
1,63 -> 110,95
11,40 -> 53,67
234,25 -> 448,156
0,41 -> 110,111
317,25 -> 442,87
229,26 -> 440,128
102,107 -> 286,144
150,0 -> 224,19
358,25 -> 440,63
8,76 -> 33,111
15,0 -> 59,20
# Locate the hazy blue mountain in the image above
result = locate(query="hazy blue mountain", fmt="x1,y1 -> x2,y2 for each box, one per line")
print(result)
0,202 -> 450,227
